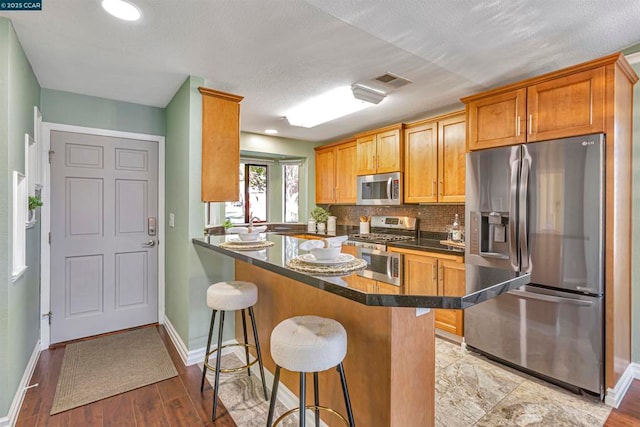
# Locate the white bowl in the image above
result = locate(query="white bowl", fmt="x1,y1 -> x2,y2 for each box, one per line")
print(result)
310,246 -> 341,260
238,232 -> 261,241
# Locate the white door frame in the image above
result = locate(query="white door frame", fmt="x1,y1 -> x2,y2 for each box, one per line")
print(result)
40,122 -> 166,349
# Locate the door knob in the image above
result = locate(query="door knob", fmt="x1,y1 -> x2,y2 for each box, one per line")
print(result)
142,240 -> 156,248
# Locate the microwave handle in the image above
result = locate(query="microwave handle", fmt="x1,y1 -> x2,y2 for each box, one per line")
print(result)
387,177 -> 392,200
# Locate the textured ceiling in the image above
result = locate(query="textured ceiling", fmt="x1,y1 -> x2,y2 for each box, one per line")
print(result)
2,0 -> 640,142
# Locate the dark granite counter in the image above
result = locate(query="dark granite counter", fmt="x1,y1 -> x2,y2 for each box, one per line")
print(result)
387,237 -> 465,255
193,234 -> 529,309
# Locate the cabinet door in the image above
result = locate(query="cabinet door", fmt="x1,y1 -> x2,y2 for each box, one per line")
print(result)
342,272 -> 376,293
201,89 -> 242,202
527,67 -> 605,142
376,281 -> 402,294
356,134 -> 377,175
438,114 -> 466,203
335,141 -> 357,204
435,260 -> 465,336
403,253 -> 439,295
376,129 -> 402,173
404,122 -> 438,203
467,88 -> 527,151
315,146 -> 336,204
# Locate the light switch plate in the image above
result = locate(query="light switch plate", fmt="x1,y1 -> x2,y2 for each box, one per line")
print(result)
169,213 -> 175,228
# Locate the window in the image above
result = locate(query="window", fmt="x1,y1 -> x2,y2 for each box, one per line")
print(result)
206,157 -> 302,227
283,161 -> 300,223
224,162 -> 269,224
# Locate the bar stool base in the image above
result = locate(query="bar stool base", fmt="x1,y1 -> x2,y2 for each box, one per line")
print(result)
204,343 -> 259,373
273,405 -> 349,427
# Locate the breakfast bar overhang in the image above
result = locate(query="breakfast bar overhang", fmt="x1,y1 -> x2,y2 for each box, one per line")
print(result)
193,234 -> 529,426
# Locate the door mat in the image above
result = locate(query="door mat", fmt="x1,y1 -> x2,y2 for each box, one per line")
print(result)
50,327 -> 177,414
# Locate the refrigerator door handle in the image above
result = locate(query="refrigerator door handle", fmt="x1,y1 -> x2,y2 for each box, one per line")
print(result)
519,149 -> 531,272
507,289 -> 594,307
509,157 -> 519,270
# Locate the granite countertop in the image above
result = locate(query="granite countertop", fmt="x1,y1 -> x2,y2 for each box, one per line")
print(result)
387,238 -> 465,255
193,234 -> 529,309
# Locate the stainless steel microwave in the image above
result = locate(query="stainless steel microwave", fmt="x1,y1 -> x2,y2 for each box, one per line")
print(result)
356,172 -> 402,205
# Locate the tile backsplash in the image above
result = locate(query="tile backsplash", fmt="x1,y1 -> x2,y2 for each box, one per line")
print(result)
323,204 -> 465,233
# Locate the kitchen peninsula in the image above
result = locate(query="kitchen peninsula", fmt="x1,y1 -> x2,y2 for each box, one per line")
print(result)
193,234 -> 529,426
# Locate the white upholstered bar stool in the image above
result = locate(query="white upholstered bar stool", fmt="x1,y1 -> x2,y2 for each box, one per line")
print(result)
267,315 -> 355,427
200,281 -> 268,421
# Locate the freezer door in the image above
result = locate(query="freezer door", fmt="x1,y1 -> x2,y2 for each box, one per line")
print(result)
465,285 -> 603,395
465,145 -> 521,271
524,134 -> 605,294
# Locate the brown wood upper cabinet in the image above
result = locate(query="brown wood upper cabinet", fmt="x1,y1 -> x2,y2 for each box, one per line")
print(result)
463,65 -> 606,151
404,112 -> 466,203
355,124 -> 403,175
390,247 -> 465,336
315,139 -> 357,204
199,87 -> 243,202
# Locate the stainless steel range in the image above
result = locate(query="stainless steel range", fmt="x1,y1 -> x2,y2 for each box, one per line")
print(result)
344,216 -> 417,287
345,215 -> 418,251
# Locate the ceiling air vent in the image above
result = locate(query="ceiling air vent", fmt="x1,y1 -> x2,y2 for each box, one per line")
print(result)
374,73 -> 412,89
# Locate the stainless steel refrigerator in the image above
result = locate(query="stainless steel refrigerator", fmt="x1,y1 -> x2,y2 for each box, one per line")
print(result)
464,133 -> 605,397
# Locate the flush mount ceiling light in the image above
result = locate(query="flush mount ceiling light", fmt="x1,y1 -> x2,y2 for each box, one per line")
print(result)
101,0 -> 142,21
285,86 -> 374,128
264,129 -> 278,135
351,83 -> 387,104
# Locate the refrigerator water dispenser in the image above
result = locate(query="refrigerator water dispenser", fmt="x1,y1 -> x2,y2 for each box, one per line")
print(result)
468,211 -> 510,259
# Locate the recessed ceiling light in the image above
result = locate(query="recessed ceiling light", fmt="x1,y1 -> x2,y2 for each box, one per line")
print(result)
264,129 -> 278,135
101,0 -> 142,21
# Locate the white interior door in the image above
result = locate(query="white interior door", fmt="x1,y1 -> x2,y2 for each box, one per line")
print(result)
50,130 -> 159,344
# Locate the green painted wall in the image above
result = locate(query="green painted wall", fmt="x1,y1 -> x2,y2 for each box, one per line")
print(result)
0,17 -> 10,419
632,63 -> 640,363
40,88 -> 165,136
164,76 -> 234,351
0,17 -> 41,418
164,76 -> 192,345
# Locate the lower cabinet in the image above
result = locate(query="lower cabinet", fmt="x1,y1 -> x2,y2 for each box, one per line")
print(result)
389,247 -> 466,336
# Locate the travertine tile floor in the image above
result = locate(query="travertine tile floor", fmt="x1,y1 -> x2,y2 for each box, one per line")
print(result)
208,340 -> 612,426
435,338 -> 612,426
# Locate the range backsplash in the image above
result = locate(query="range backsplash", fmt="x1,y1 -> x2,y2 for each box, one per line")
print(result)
323,204 -> 465,232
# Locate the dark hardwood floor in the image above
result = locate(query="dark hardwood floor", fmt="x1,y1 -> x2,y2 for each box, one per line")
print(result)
14,324 -> 640,426
15,325 -> 236,426
605,379 -> 640,427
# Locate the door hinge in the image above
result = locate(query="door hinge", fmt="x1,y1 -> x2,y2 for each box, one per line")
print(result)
48,150 -> 54,163
42,311 -> 52,325
48,232 -> 51,244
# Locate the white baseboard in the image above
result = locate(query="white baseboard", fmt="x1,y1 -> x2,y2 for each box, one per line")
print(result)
229,344 -> 329,427
0,341 -> 41,427
605,362 -> 640,408
162,314 -> 236,366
